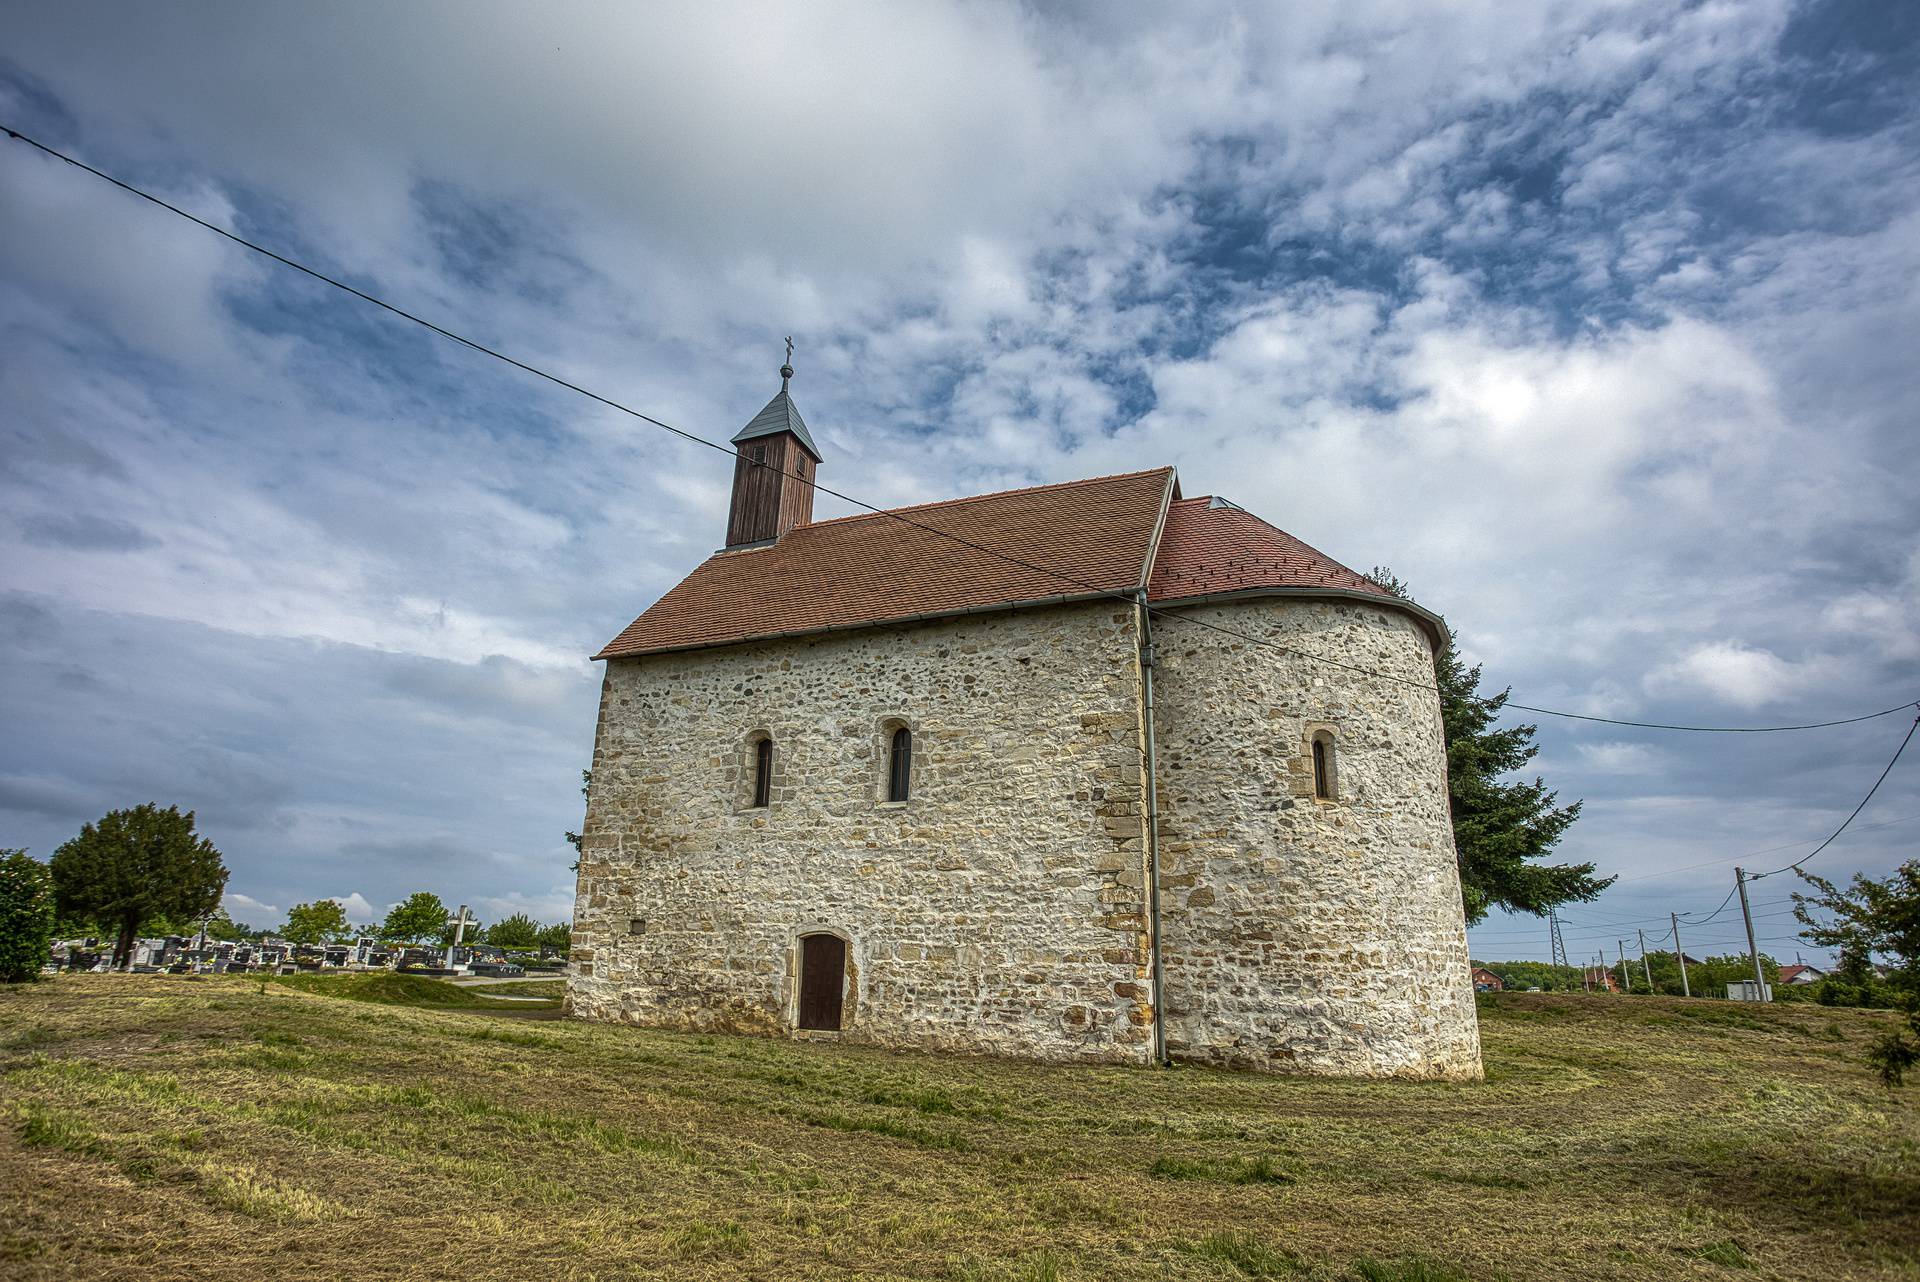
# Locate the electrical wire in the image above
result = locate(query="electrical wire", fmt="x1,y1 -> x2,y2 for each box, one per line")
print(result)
1605,811 -> 1920,885
5,124 -> 1915,737
1521,710 -> 1919,939
1679,885 -> 1741,927
1549,894 -> 1798,932
1747,708 -> 1920,881
1498,702 -> 1917,732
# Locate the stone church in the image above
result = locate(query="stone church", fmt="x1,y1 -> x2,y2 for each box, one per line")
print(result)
566,364 -> 1482,1079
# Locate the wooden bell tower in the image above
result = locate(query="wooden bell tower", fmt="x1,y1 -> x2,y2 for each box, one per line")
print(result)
725,344 -> 823,548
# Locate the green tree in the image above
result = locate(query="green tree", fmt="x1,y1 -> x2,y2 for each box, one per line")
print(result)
537,920 -> 572,956
0,849 -> 58,983
1624,949 -> 1778,997
1815,947 -> 1897,1010
203,911 -> 247,943
1473,959 -> 1586,992
283,899 -> 351,945
1796,861 -> 1920,1085
487,912 -> 541,949
1369,570 -> 1608,924
381,892 -> 450,945
49,805 -> 228,970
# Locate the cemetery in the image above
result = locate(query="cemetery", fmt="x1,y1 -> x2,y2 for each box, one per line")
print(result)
45,904 -> 559,980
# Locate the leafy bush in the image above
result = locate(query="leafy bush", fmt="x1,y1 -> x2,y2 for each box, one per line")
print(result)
0,849 -> 57,982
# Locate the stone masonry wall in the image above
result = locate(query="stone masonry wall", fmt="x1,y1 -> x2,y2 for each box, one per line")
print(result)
566,600 -> 1158,1064
1150,597 -> 1483,1079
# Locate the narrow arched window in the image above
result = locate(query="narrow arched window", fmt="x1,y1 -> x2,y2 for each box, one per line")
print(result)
753,736 -> 774,808
887,726 -> 912,802
1311,731 -> 1336,800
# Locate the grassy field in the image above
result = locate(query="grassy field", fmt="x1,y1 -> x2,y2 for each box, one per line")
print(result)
1,976 -> 1915,1281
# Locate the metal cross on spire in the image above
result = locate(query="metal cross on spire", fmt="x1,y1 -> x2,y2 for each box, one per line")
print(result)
781,335 -> 795,386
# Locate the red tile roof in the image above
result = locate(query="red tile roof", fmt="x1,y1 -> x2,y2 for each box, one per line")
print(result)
1148,497 -> 1396,604
594,469 -> 1175,660
595,468 -> 1435,660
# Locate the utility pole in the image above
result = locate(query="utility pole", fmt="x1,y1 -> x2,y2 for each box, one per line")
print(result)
1618,939 -> 1631,993
1548,908 -> 1568,971
1637,928 -> 1652,991
1735,868 -> 1770,1002
1671,912 -> 1690,997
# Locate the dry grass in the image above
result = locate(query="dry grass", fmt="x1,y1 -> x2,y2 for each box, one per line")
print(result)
0,976 -> 1915,1281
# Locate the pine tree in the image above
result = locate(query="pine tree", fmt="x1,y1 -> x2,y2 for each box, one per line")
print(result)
1371,570 -> 1609,925
49,805 -> 228,969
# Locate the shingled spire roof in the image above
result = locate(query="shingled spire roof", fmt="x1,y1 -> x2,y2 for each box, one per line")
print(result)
731,366 -> 822,462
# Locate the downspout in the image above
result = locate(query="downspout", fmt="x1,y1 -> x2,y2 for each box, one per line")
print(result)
1136,588 -> 1170,1067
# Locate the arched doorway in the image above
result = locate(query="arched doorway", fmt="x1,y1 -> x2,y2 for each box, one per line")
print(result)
797,933 -> 847,1031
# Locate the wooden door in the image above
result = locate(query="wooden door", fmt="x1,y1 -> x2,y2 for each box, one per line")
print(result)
797,934 -> 846,1031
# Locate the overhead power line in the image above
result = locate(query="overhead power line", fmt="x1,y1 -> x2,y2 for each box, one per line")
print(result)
1498,702 -> 1915,733
1468,714 -> 1917,938
1747,708 -> 1920,881
5,125 -> 1914,736
1605,811 -> 1920,886
1521,709 -> 1915,951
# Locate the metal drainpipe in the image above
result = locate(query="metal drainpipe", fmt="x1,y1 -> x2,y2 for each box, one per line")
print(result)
1136,590 -> 1169,1067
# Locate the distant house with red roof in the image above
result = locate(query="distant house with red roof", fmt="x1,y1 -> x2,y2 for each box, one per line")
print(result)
1777,963 -> 1826,986
567,360 -> 1483,1081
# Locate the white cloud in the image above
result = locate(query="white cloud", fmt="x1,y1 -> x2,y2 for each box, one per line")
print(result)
1574,742 -> 1663,775
1648,642 -> 1801,710
477,887 -> 576,927
222,891 -> 280,921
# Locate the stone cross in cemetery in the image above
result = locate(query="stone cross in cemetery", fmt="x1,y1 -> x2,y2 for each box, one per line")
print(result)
446,904 -> 475,964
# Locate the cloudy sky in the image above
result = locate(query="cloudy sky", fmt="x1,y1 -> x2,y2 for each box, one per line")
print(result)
3,1 -> 1916,962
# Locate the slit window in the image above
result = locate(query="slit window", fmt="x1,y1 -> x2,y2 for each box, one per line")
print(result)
887,726 -> 912,802
752,737 -> 774,808
1311,731 -> 1336,800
